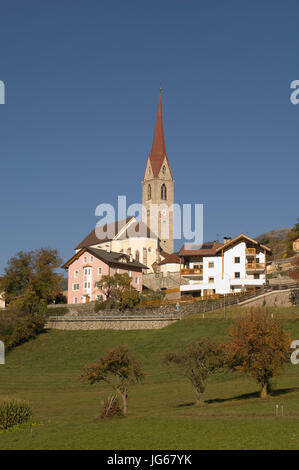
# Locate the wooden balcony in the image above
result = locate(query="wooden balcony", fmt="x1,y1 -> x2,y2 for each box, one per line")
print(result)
246,248 -> 256,256
181,268 -> 203,276
246,263 -> 265,271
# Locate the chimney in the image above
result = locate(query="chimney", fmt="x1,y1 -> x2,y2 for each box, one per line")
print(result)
223,237 -> 232,244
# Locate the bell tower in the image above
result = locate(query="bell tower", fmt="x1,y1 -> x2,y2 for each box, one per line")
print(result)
142,92 -> 174,254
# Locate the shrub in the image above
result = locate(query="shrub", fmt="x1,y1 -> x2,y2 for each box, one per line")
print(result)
118,288 -> 140,311
0,311 -> 46,351
46,306 -> 68,316
54,293 -> 67,304
289,289 -> 299,306
100,395 -> 123,419
94,299 -> 117,312
0,397 -> 32,429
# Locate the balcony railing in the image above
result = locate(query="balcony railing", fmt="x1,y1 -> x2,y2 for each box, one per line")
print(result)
181,268 -> 203,275
246,263 -> 265,270
246,248 -> 256,256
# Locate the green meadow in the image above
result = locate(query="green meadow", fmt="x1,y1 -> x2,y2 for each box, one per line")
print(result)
1,306 -> 299,450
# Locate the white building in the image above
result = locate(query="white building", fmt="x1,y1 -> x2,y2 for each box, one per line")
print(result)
178,234 -> 271,297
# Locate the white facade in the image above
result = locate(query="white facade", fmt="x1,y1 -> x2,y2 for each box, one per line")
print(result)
180,237 -> 269,296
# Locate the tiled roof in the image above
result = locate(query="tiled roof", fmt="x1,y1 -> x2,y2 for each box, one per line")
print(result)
158,253 -> 181,265
62,247 -> 148,270
178,242 -> 224,256
76,218 -> 158,250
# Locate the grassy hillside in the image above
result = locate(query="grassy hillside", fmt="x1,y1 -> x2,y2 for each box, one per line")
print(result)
1,307 -> 299,449
256,227 -> 292,259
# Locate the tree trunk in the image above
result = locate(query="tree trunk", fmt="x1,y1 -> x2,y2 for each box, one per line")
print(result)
260,382 -> 268,399
122,392 -> 128,415
194,388 -> 202,405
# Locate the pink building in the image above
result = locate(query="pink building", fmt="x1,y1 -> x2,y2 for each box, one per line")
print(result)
62,247 -> 146,304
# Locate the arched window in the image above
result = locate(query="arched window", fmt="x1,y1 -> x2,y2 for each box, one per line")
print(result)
148,184 -> 151,200
135,250 -> 140,262
161,184 -> 167,200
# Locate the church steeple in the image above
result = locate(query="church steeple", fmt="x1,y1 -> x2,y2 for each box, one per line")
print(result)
148,93 -> 173,180
142,92 -> 174,255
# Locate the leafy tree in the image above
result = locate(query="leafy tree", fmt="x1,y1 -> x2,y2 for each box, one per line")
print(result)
226,309 -> 291,398
0,248 -> 63,305
163,339 -> 225,405
289,256 -> 299,281
80,346 -> 145,416
95,273 -> 140,310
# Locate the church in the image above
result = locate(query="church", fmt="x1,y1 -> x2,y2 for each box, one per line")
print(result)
63,93 -> 177,303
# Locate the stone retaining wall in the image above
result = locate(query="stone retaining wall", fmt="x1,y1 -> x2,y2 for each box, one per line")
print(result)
46,317 -> 179,330
239,289 -> 292,308
48,300 -> 228,317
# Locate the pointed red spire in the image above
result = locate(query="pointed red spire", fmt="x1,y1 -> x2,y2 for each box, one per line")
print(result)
149,92 -> 171,178
151,92 -> 166,158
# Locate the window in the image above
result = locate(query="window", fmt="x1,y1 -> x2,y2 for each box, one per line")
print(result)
148,184 -> 151,200
128,270 -> 132,277
208,262 -> 214,268
161,184 -> 167,200
74,297 -> 78,304
135,277 -> 139,285
116,268 -> 119,274
234,257 -> 240,263
98,267 -> 102,275
162,165 -> 166,174
74,270 -> 78,278
84,282 -> 87,289
90,256 -> 93,263
84,268 -> 91,276
96,294 -> 103,301
235,272 -> 240,278
208,277 -> 214,283
83,256 -> 87,263
254,273 -> 260,279
72,283 -> 79,291
135,250 -> 140,262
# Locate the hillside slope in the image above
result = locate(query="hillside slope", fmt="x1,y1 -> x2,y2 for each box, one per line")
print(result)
0,308 -> 299,450
256,227 -> 292,259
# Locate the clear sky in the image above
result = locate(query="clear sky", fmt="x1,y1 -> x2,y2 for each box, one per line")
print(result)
0,0 -> 298,273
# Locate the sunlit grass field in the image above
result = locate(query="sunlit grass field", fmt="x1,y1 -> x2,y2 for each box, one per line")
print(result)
1,306 -> 299,449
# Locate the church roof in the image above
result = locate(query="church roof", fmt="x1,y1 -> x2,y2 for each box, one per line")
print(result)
75,217 -> 134,249
148,93 -> 173,179
75,218 -> 158,250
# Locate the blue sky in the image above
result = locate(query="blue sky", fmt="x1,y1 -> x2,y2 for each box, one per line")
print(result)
0,0 -> 299,273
